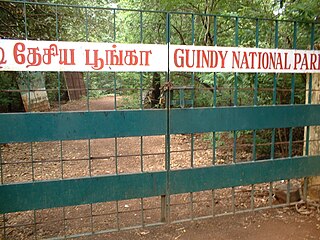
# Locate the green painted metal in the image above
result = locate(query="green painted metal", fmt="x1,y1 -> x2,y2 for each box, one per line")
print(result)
234,17 -> 239,107
2,105 -> 320,143
169,105 -> 320,134
0,171 -> 166,214
271,20 -> 279,159
212,16 -> 218,169
288,23 -> 298,159
254,18 -> 259,106
1,155 -> 320,214
252,19 -> 259,162
170,156 -> 320,194
288,22 -> 298,201
0,110 -> 166,143
1,105 -> 320,143
164,12 -> 171,222
305,23 -> 316,157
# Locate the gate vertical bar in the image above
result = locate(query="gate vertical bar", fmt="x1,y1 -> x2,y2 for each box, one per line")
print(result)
23,1 -> 28,40
139,10 -> 145,227
290,21 -> 297,106
251,17 -> 259,210
31,140 -> 36,239
304,22 -> 315,200
55,4 -> 67,236
233,16 -> 239,107
190,13 -> 195,221
161,12 -> 171,223
165,11 -> 171,223
85,7 -> 90,112
271,20 -> 279,158
55,4 -> 62,112
0,142 -> 4,240
54,4 -> 64,225
305,22 -> 316,149
212,14 -> 218,217
232,16 -> 239,214
85,7 -> 95,234
270,19 -> 279,207
287,21 -> 297,205
24,2 -> 38,237
112,8 -> 120,231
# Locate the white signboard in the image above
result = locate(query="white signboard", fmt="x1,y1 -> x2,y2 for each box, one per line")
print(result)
0,40 -> 168,72
0,39 -> 319,73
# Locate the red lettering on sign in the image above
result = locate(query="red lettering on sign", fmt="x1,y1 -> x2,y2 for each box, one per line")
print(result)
43,44 -> 58,64
0,47 -> 7,68
13,42 -> 26,64
173,48 -> 228,69
85,44 -> 153,70
13,42 -> 75,68
59,49 -> 75,65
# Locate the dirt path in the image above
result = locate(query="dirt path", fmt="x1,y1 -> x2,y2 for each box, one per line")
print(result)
102,208 -> 320,240
1,96 -> 320,239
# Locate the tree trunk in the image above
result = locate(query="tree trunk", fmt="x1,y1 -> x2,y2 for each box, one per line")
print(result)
305,44 -> 320,201
144,72 -> 161,108
151,72 -> 161,107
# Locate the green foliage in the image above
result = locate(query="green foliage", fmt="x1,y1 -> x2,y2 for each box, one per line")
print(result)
0,0 -> 319,116
118,94 -> 141,109
0,72 -> 22,112
282,0 -> 320,22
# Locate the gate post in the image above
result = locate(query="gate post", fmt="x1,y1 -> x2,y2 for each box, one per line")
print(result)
305,44 -> 320,201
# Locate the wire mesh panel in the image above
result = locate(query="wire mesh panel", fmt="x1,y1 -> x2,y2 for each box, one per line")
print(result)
165,11 -> 319,224
0,1 -> 320,239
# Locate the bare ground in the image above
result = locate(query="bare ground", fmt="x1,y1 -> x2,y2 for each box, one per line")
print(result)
1,96 -> 320,239
99,208 -> 320,240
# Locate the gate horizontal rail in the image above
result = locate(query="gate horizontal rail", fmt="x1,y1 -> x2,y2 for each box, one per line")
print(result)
1,155 -> 320,214
1,105 -> 320,143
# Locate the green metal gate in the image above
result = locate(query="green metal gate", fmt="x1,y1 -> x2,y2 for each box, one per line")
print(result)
1,1 -> 320,239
